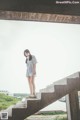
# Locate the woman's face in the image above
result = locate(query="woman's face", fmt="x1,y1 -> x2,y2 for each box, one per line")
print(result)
24,52 -> 30,57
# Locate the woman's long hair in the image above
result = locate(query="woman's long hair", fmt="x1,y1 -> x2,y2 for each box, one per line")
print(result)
24,49 -> 32,63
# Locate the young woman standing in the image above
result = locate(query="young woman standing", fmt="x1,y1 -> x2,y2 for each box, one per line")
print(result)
24,49 -> 37,98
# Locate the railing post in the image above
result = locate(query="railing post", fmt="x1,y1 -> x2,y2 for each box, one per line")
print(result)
66,90 -> 80,120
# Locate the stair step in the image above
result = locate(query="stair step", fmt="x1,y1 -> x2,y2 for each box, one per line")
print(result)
12,108 -> 27,120
54,78 -> 67,85
40,92 -> 56,107
54,85 -> 68,97
14,100 -> 27,108
67,78 -> 80,90
67,71 -> 80,78
40,86 -> 55,93
12,99 -> 41,119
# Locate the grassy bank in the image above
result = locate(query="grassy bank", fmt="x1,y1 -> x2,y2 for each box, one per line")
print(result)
53,115 -> 67,120
0,93 -> 20,110
26,111 -> 67,120
27,114 -> 67,120
36,110 -> 66,115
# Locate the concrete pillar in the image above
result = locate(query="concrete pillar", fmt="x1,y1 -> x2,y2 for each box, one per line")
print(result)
66,90 -> 80,120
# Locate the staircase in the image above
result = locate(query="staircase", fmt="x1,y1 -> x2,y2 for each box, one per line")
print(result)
0,72 -> 80,120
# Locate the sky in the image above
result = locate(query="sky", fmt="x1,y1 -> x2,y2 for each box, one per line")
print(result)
0,20 -> 80,95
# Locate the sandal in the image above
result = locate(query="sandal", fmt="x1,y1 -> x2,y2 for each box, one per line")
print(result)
29,94 -> 36,98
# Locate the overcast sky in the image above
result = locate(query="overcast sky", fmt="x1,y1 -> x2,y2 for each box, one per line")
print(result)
0,20 -> 80,94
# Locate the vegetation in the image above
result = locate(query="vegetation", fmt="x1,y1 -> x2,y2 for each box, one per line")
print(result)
54,116 -> 67,120
37,110 -> 66,115
34,111 -> 67,120
0,93 -> 20,110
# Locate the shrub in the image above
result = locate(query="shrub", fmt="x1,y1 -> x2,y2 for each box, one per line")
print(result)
0,93 -> 19,110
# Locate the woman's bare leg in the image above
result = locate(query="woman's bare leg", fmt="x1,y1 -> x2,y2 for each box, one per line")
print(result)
27,77 -> 33,95
32,76 -> 36,95
29,76 -> 36,95
27,76 -> 36,97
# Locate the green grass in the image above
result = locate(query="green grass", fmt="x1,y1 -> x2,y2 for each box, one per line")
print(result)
37,111 -> 66,115
27,114 -> 67,120
54,116 -> 67,120
0,93 -> 20,110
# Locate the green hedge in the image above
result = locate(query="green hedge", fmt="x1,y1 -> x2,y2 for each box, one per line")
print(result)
0,93 -> 20,110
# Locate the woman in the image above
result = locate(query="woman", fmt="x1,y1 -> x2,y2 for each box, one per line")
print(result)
24,49 -> 37,98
